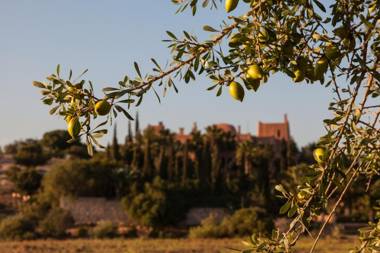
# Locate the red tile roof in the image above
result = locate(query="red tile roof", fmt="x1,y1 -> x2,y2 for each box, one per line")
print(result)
213,123 -> 236,133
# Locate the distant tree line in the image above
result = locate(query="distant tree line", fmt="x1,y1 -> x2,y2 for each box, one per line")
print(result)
1,115 -> 378,235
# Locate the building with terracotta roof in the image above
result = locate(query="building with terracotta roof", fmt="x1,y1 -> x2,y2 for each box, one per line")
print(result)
147,121 -> 165,135
213,123 -> 237,134
148,114 -> 291,144
176,127 -> 192,144
258,114 -> 290,142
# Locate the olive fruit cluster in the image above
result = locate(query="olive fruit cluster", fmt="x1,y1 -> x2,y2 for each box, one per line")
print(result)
229,64 -> 264,102
223,0 -> 344,102
66,99 -> 111,139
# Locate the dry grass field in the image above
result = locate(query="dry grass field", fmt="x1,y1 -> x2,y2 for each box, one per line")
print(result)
0,236 -> 357,253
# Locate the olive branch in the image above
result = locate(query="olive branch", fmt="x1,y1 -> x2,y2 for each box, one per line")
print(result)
33,0 -> 380,252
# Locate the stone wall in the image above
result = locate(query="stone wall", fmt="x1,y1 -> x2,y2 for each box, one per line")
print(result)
60,197 -> 129,225
60,197 -> 229,227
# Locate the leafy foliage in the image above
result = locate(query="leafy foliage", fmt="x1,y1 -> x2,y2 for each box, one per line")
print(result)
6,166 -> 42,195
122,177 -> 187,227
38,208 -> 74,238
189,207 -> 273,238
0,214 -> 36,240
13,139 -> 48,167
42,159 -> 120,199
40,130 -> 83,157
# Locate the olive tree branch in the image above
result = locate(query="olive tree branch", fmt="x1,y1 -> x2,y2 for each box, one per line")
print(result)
311,108 -> 380,253
309,159 -> 368,253
112,16 -> 246,97
324,72 -> 375,197
318,22 -> 372,186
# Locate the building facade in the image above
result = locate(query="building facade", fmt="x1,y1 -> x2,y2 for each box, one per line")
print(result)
161,114 -> 292,144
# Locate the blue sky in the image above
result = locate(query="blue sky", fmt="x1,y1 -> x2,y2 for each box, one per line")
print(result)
0,1 -> 333,148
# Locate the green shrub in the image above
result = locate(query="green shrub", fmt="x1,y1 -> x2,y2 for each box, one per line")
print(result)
189,208 -> 273,238
122,190 -> 166,227
41,130 -> 84,158
220,207 -> 273,236
20,193 -> 55,221
0,214 -> 36,240
92,221 -> 117,238
122,177 -> 187,227
42,159 -> 119,199
189,214 -> 223,238
6,166 -> 42,195
13,139 -> 48,166
38,208 -> 74,238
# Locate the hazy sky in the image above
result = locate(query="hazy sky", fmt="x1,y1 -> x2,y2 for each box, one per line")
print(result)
0,1 -> 334,148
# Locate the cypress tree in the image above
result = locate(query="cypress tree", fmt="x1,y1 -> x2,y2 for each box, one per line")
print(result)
279,140 -> 288,175
155,145 -> 165,178
127,120 -> 133,143
200,140 -> 211,189
211,143 -> 221,192
131,143 -> 139,171
106,144 -> 111,159
112,124 -> 121,161
190,130 -> 202,182
142,139 -> 153,178
167,144 -> 175,180
123,121 -> 134,164
182,142 -> 189,185
174,149 -> 180,180
135,111 -> 141,140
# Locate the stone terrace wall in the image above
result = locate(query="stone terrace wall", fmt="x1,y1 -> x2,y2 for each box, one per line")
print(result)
60,197 -> 129,225
60,197 -> 229,227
